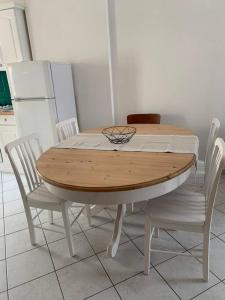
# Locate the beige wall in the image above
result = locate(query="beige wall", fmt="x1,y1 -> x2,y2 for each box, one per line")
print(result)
24,0 -> 112,130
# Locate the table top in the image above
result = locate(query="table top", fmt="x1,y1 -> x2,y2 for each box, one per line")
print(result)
36,124 -> 196,192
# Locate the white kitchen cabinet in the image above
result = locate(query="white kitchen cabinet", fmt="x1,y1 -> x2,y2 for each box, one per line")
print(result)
0,114 -> 17,172
0,2 -> 31,65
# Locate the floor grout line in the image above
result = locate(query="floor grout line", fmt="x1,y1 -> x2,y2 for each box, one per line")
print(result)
190,280 -> 223,300
72,206 -> 123,300
2,175 -> 225,299
36,211 -> 66,300
1,172 -> 9,300
128,234 -> 182,300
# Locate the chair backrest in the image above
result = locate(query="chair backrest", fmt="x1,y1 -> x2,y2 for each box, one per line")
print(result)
56,117 -> 79,142
5,134 -> 43,202
204,118 -> 220,184
127,113 -> 161,124
205,138 -> 225,226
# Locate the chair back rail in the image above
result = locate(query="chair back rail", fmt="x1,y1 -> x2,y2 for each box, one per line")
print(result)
204,118 -> 220,180
5,133 -> 43,201
56,117 -> 79,142
127,113 -> 161,125
205,138 -> 225,226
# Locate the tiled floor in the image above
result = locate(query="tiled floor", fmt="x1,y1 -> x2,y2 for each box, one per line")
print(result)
1,173 -> 225,300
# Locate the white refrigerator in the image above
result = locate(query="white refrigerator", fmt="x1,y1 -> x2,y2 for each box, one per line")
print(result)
7,61 -> 78,150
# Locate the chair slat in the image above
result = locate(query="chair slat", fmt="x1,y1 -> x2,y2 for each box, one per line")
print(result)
56,117 -> 79,142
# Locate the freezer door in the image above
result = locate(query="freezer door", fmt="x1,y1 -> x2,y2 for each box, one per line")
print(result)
7,61 -> 54,99
13,98 -> 58,150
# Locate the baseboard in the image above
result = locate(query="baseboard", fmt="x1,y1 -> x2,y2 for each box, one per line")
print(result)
195,160 -> 205,175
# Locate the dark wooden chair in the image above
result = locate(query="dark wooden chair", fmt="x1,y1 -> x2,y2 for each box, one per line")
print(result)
127,113 -> 161,124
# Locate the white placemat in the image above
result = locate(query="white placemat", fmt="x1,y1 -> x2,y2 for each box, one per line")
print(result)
56,133 -> 199,157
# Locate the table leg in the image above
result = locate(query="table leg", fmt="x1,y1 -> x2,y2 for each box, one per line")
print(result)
107,204 -> 126,258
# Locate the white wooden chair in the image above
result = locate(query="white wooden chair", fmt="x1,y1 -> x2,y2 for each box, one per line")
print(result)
56,117 -> 79,142
144,138 -> 225,281
179,118 -> 220,193
5,134 -> 76,256
56,117 -> 92,226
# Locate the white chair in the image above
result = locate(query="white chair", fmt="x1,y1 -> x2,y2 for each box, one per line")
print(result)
56,117 -> 79,142
179,118 -> 220,193
56,117 -> 92,226
144,138 -> 225,281
5,134 -> 76,256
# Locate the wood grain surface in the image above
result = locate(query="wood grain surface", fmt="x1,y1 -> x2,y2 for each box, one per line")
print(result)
37,124 -> 196,192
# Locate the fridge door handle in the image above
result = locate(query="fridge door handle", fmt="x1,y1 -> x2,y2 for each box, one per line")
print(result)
14,97 -> 54,101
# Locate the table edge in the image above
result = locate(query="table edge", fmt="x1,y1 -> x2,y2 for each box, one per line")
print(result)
37,152 -> 196,193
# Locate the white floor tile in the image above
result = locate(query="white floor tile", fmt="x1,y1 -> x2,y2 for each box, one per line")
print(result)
48,232 -> 94,270
215,184 -> 225,207
191,237 -> 225,280
0,219 -> 4,237
7,245 -> 54,288
8,273 -> 63,300
167,230 -> 204,250
85,221 -> 129,253
0,205 -> 3,219
88,287 -> 120,300
98,241 -> 143,284
3,200 -> 24,217
0,292 -> 7,300
78,209 -> 112,231
57,255 -> 112,300
211,210 -> 225,236
122,211 -> 145,239
0,236 -> 5,260
6,228 -> 45,258
4,211 -> 39,235
215,202 -> 225,214
3,180 -> 19,192
116,269 -> 179,300
38,210 -> 63,224
132,230 -> 185,266
3,189 -> 21,203
42,218 -> 82,244
194,282 -> 225,299
0,261 -> 7,293
2,173 -> 15,183
156,255 -> 219,300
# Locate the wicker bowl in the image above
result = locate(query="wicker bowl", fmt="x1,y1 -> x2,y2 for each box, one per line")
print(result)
102,126 -> 136,144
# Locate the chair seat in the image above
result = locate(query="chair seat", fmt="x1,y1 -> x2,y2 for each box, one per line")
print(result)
27,183 -> 68,209
146,190 -> 206,227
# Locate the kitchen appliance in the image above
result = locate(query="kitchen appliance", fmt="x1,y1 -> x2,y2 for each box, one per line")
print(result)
0,70 -> 12,106
7,61 -> 78,150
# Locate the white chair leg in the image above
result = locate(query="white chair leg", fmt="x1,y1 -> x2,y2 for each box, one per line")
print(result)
25,207 -> 36,245
85,205 -> 92,226
203,229 -> 210,282
61,204 -> 75,257
48,210 -> 53,224
144,216 -> 152,275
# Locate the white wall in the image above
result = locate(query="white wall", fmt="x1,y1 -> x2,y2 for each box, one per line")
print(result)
24,0 -> 113,130
2,0 -> 224,158
114,0 -> 225,158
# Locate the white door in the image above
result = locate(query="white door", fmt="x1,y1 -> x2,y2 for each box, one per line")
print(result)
7,61 -> 55,99
13,99 -> 58,150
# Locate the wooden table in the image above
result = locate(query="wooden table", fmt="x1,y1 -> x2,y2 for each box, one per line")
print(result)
37,124 -> 196,257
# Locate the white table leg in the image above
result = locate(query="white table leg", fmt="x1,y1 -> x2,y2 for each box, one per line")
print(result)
107,204 -> 126,258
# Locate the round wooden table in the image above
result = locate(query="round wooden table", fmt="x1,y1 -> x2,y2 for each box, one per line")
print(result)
37,124 -> 196,257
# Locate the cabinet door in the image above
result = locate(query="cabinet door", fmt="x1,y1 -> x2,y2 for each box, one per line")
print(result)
0,17 -> 19,63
